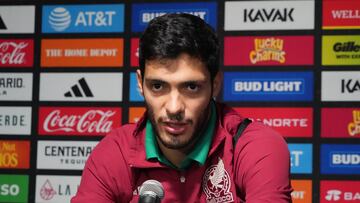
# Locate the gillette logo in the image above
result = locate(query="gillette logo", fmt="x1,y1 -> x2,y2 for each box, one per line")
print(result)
234,80 -> 303,93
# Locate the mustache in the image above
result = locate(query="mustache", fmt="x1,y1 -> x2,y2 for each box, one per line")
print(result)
158,114 -> 193,123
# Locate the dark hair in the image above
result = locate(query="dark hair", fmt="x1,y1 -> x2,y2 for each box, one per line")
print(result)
139,13 -> 219,80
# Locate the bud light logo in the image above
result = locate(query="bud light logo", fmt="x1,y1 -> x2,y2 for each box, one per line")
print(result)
288,144 -> 312,174
42,4 -> 124,33
321,144 -> 360,175
131,2 -> 217,32
223,72 -> 313,101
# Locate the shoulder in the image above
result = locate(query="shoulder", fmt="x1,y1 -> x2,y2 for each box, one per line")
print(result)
91,124 -> 137,160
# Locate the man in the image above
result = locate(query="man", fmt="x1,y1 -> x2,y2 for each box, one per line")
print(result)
72,13 -> 292,203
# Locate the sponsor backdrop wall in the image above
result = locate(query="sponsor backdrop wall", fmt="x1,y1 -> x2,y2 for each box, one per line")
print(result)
0,0 -> 359,202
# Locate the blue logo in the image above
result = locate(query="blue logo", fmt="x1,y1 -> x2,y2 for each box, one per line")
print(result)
223,72 -> 313,101
321,144 -> 360,175
288,144 -> 312,174
42,4 -> 124,33
130,73 -> 144,102
131,2 -> 217,32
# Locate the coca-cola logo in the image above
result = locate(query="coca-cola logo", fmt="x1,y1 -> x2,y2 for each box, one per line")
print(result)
0,42 -> 28,65
43,110 -> 115,134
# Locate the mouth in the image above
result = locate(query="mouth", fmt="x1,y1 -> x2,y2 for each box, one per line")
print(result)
162,121 -> 188,135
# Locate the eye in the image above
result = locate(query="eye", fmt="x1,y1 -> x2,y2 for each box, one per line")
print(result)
152,83 -> 163,91
186,83 -> 200,92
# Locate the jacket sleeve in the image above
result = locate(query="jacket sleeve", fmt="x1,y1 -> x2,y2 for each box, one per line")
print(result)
71,130 -> 133,203
234,122 -> 293,203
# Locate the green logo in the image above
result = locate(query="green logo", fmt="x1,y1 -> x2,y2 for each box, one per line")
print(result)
0,175 -> 28,203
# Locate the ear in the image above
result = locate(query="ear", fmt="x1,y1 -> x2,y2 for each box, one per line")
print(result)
136,69 -> 144,96
212,71 -> 222,98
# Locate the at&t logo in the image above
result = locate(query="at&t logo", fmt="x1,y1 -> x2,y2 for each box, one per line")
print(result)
49,7 -> 71,31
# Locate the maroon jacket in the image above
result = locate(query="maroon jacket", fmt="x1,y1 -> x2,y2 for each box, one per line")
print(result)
72,104 -> 292,203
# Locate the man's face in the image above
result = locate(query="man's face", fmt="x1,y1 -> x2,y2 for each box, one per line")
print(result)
137,54 -> 221,150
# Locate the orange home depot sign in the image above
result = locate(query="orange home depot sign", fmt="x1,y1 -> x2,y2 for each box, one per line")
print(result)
0,140 -> 30,169
41,38 -> 123,67
291,180 -> 312,203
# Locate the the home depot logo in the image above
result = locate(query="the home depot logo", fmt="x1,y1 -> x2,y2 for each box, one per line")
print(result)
41,38 -> 123,67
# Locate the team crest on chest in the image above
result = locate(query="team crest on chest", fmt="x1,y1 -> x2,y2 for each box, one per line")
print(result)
202,157 -> 234,203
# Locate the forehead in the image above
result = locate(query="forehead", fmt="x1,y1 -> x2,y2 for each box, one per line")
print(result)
144,54 -> 210,81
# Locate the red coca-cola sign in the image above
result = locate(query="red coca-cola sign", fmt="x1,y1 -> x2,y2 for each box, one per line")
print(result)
130,38 -> 139,67
0,39 -> 34,67
38,107 -> 122,136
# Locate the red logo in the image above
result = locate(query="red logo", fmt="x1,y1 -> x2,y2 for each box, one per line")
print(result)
40,180 -> 57,200
224,36 -> 313,66
0,39 -> 33,67
321,108 -> 360,138
131,38 -> 139,67
321,180 -> 360,202
323,0 -> 360,29
38,107 -> 122,136
235,107 -> 313,137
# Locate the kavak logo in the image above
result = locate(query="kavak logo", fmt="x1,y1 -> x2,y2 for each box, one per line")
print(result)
0,39 -> 34,67
0,140 -> 30,169
132,2 -> 217,32
202,158 -> 233,203
131,38 -> 139,67
322,71 -> 360,101
0,107 -> 31,135
322,35 -> 360,65
321,108 -> 360,138
288,144 -> 312,174
35,175 -> 81,203
41,38 -> 124,67
64,77 -> 93,98
223,72 -> 313,101
0,73 -> 32,101
0,175 -> 28,203
42,4 -> 124,33
40,73 -> 123,101
0,6 -> 35,33
321,144 -> 360,175
323,0 -> 360,30
37,141 -> 98,170
321,180 -> 360,202
38,107 -> 121,136
224,36 -> 314,66
291,180 -> 312,203
224,1 -> 314,31
235,107 -> 313,137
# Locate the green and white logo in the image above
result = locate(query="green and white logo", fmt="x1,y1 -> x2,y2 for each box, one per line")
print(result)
0,175 -> 28,202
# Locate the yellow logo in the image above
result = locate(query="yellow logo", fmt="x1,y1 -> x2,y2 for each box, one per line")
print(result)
249,38 -> 286,64
348,110 -> 360,136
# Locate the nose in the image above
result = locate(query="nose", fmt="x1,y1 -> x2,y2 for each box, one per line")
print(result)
165,90 -> 185,118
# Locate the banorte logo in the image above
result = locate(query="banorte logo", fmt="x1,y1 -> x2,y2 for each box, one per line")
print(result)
38,107 -> 121,136
0,39 -> 33,67
0,141 -> 30,169
321,181 -> 360,202
48,7 -> 71,32
250,38 -> 286,64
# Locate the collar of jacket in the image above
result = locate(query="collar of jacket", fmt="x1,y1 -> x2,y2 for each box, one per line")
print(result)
128,102 -> 243,169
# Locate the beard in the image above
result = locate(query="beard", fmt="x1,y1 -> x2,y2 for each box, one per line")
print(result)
146,101 -> 212,150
